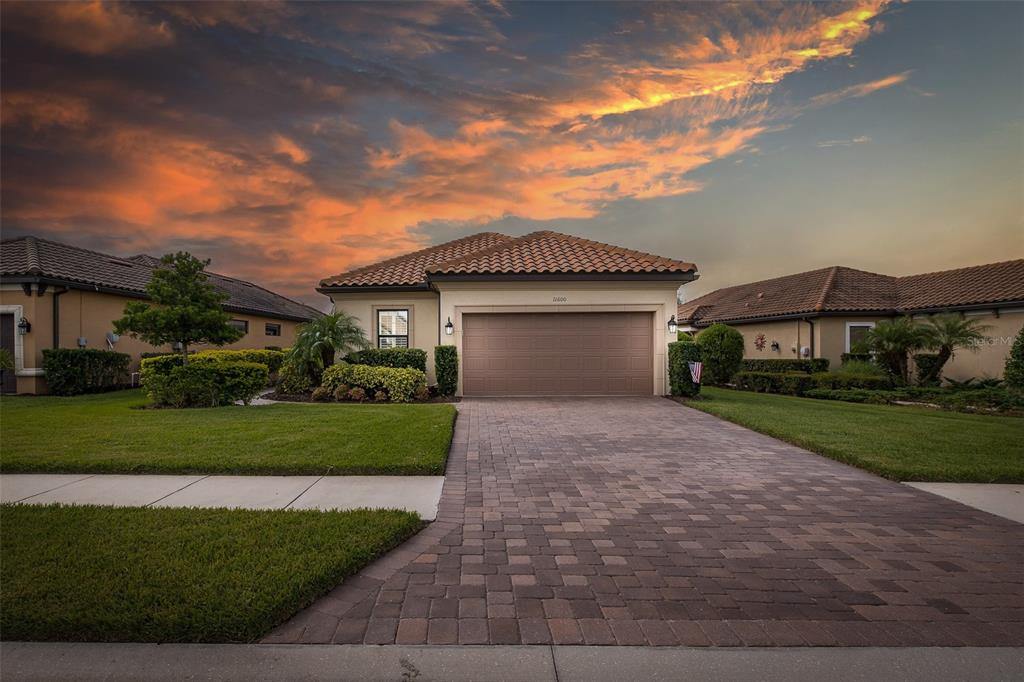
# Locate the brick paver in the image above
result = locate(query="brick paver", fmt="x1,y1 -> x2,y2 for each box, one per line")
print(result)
266,398 -> 1024,646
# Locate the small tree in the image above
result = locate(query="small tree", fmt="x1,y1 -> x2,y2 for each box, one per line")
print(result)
862,317 -> 929,384
917,313 -> 991,385
695,323 -> 744,385
114,253 -> 242,365
285,311 -> 369,384
1005,327 -> 1024,392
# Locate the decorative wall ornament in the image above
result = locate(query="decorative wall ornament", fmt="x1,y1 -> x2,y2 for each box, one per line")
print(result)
754,333 -> 767,351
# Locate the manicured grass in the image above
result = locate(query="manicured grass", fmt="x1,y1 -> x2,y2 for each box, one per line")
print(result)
0,504 -> 420,642
0,390 -> 455,475
683,387 -> 1024,483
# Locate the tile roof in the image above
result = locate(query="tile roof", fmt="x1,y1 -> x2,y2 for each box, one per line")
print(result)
319,232 -> 512,288
0,236 -> 319,321
679,260 -> 1024,325
320,230 -> 696,289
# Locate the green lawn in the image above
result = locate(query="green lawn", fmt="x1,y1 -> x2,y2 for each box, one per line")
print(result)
0,390 -> 455,475
684,388 -> 1024,483
0,504 -> 421,642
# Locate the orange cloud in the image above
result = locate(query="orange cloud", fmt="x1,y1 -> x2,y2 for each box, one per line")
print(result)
1,1 -> 900,302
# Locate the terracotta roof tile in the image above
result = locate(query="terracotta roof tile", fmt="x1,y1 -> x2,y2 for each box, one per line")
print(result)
0,236 -> 320,321
679,260 -> 1024,325
319,232 -> 511,288
320,230 -> 695,289
428,230 -> 696,276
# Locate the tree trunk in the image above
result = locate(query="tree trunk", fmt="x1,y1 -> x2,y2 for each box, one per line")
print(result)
922,347 -> 951,385
181,343 -> 189,367
321,346 -> 334,369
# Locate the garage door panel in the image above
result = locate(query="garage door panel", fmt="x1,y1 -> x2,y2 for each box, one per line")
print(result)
462,312 -> 653,396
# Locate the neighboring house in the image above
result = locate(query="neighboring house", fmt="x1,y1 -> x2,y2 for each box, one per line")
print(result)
318,231 -> 698,396
0,236 -> 321,394
678,260 -> 1024,381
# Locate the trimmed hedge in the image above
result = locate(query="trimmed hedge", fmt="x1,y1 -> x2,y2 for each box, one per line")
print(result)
734,370 -> 891,396
841,352 -> 873,365
740,358 -> 829,374
1004,328 -> 1024,391
804,387 -> 1024,413
668,340 -> 701,397
344,348 -> 427,373
278,362 -> 314,394
145,361 -> 268,408
321,362 -> 427,403
140,349 -> 285,384
42,349 -> 130,396
435,345 -> 458,396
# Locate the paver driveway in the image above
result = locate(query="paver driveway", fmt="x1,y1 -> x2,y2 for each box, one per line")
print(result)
267,398 -> 1024,646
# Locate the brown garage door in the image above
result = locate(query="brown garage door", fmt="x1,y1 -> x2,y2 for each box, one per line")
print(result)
462,312 -> 653,396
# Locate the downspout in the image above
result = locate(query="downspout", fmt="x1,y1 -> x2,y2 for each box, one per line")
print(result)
52,287 -> 69,349
805,317 -> 815,359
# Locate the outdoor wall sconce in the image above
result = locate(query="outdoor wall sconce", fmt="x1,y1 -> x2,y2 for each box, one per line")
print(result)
667,315 -> 678,335
444,317 -> 454,335
77,337 -> 88,348
16,317 -> 30,335
770,340 -> 780,352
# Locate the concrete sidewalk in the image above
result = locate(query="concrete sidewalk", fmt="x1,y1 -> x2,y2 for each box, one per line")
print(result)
0,474 -> 445,520
1,643 -> 1021,682
904,482 -> 1024,524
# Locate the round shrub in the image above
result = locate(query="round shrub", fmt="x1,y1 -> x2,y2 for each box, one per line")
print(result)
311,386 -> 332,402
332,384 -> 351,401
414,385 -> 431,401
348,387 -> 367,402
321,362 -> 352,393
695,324 -> 745,385
373,390 -> 388,402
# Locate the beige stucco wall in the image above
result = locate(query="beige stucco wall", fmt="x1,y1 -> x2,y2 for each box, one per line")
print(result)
1,285 -> 305,394
327,280 -> 685,395
329,291 -> 441,383
911,309 -> 1023,382
710,309 -> 1022,380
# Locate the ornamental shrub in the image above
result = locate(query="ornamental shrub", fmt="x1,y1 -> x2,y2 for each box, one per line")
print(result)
278,361 -> 314,394
1005,328 -> 1024,392
348,387 -> 367,401
813,372 -> 892,391
695,324 -> 745,384
912,353 -> 943,386
740,358 -> 829,374
311,386 -> 332,402
344,348 -> 427,372
374,390 -> 388,402
332,384 -> 351,401
322,362 -> 426,402
668,340 -> 701,397
145,361 -> 267,408
435,345 -> 458,396
42,348 -> 130,396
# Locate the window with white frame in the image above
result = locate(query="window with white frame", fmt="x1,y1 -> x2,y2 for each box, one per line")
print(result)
845,322 -> 874,353
377,309 -> 409,348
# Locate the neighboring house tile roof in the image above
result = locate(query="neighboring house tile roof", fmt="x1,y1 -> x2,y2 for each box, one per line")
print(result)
0,236 -> 320,322
678,260 -> 1024,325
320,230 -> 696,289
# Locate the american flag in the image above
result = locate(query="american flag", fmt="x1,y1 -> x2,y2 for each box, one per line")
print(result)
688,361 -> 703,384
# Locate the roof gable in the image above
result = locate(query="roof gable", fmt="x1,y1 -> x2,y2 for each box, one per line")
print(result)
319,230 -> 696,290
1,236 -> 319,321
428,230 -> 696,277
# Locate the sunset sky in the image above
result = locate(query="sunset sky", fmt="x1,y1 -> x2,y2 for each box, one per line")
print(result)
2,1 -> 1021,308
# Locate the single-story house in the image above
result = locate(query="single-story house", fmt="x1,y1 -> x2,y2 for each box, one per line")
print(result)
677,260 -> 1024,381
0,236 -> 321,394
318,230 -> 698,396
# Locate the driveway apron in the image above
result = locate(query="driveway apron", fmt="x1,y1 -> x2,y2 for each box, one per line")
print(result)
267,398 -> 1024,646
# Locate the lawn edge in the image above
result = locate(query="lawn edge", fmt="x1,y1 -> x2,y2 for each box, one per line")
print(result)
673,392 -> 1024,484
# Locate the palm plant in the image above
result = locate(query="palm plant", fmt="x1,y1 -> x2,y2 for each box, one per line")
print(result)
917,314 -> 991,385
862,317 -> 930,384
285,311 -> 369,383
